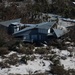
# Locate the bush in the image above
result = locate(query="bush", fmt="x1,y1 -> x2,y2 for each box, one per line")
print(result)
35,48 -> 49,54
50,65 -> 69,75
30,55 -> 36,61
17,47 -> 33,55
8,41 -> 21,51
8,42 -> 34,55
48,39 -> 68,50
5,53 -> 19,65
68,69 -> 75,75
0,47 -> 9,56
0,38 -> 5,47
0,62 -> 10,68
23,43 -> 34,49
20,55 -> 30,64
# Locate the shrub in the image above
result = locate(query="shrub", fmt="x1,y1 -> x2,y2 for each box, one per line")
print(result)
23,43 -> 34,50
0,47 -> 9,56
8,41 -> 21,51
0,62 -> 10,68
68,69 -> 75,75
20,55 -> 30,64
61,56 -> 67,60
8,42 -> 34,55
48,39 -> 68,50
49,54 -> 57,61
30,55 -> 36,61
17,47 -> 33,55
50,65 -> 69,75
0,38 -> 5,47
5,53 -> 19,65
35,48 -> 49,54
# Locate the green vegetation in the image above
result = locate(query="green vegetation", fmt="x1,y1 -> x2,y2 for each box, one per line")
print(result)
35,48 -> 49,54
0,0 -> 74,23
20,55 -> 30,64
